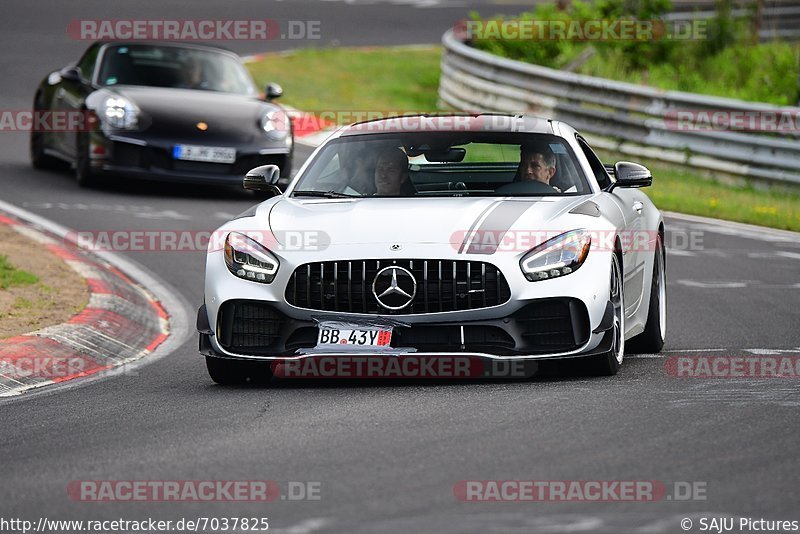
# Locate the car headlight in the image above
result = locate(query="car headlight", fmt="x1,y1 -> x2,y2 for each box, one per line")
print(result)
520,229 -> 591,281
102,96 -> 138,130
224,232 -> 279,283
261,109 -> 289,141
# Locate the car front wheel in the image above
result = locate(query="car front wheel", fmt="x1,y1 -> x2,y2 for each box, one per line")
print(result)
30,96 -> 60,170
627,234 -> 666,354
583,252 -> 625,376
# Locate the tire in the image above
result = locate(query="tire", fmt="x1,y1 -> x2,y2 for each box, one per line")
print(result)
627,234 -> 667,354
583,252 -> 625,376
206,356 -> 273,386
30,130 -> 60,170
75,132 -> 98,188
30,96 -> 60,170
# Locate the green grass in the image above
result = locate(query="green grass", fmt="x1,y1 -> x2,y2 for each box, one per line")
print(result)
0,255 -> 39,289
12,297 -> 33,310
596,149 -> 800,231
247,46 -> 441,116
246,46 -> 800,232
577,41 -> 800,106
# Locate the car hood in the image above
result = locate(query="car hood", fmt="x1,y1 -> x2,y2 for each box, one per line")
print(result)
268,196 -> 593,249
97,85 -> 279,138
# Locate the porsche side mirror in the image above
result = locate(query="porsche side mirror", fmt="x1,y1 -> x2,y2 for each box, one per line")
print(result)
265,82 -> 283,101
613,161 -> 652,188
243,164 -> 283,196
60,66 -> 82,83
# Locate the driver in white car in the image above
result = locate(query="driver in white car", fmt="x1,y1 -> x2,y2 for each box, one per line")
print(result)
517,142 -> 561,192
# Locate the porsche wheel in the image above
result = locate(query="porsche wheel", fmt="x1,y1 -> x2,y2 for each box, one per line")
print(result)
30,97 -> 59,170
30,131 -> 59,170
75,132 -> 98,188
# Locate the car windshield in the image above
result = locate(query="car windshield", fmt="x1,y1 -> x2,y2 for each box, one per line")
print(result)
97,44 -> 257,96
291,132 -> 591,197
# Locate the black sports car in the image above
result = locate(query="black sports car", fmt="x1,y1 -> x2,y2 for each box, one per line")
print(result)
31,41 -> 293,187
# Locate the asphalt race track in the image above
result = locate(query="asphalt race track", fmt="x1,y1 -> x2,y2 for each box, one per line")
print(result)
1,1 -> 800,532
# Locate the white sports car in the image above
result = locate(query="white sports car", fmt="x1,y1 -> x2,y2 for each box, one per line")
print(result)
198,114 -> 666,384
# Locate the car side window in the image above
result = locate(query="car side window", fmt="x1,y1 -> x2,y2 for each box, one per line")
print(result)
76,44 -> 100,83
576,137 -> 612,190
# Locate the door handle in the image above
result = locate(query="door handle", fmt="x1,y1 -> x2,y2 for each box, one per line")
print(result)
633,201 -> 643,214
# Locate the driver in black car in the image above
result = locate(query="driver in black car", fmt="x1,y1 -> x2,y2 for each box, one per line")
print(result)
178,57 -> 205,89
517,143 -> 561,192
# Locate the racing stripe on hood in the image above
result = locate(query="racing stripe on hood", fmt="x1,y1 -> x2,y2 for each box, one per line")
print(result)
460,200 -> 538,255
457,200 -> 502,254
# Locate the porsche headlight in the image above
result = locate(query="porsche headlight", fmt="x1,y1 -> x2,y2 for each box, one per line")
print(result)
520,229 -> 591,281
224,232 -> 279,283
261,109 -> 288,141
102,96 -> 139,130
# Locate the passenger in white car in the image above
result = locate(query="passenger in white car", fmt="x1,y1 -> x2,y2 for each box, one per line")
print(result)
373,147 -> 417,196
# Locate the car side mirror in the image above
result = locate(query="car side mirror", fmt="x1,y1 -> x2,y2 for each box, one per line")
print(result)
243,164 -> 282,196
613,161 -> 652,188
265,82 -> 283,101
60,66 -> 82,83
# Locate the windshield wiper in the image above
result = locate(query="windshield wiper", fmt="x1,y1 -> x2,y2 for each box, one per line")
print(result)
292,190 -> 360,198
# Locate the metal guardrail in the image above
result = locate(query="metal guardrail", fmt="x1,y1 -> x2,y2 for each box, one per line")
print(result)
438,29 -> 800,186
669,0 -> 800,40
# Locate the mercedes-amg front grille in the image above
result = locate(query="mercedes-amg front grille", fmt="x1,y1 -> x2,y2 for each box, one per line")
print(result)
285,259 -> 511,315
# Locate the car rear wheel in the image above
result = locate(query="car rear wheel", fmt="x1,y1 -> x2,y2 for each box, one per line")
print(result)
206,356 -> 273,386
583,252 -> 625,376
627,234 -> 666,354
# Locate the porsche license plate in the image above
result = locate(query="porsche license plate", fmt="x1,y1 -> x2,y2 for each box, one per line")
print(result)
173,144 -> 236,164
316,325 -> 392,348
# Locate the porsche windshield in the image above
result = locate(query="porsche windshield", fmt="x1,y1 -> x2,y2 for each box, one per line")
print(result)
292,132 -> 592,197
97,44 -> 257,96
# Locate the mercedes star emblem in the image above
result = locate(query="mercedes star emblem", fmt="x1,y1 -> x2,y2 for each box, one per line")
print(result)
372,266 -> 417,310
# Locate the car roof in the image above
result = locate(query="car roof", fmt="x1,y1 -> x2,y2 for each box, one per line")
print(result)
336,113 -> 558,137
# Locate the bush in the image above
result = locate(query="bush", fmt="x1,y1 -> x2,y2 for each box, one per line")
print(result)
469,0 -> 676,69
469,0 -> 799,104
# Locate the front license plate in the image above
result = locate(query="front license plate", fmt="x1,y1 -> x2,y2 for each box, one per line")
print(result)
316,325 -> 392,348
173,144 -> 236,164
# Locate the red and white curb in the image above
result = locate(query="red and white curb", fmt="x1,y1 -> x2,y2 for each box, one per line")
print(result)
284,106 -> 338,147
0,204 -> 189,398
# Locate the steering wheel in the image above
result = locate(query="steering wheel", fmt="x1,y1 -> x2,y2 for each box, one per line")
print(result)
494,181 -> 558,195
